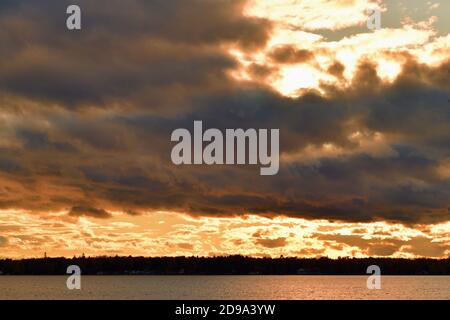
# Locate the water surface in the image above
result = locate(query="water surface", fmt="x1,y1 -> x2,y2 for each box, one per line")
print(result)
0,276 -> 448,300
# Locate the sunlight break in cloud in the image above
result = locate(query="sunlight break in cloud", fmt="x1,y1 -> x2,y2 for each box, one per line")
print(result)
1,210 -> 448,259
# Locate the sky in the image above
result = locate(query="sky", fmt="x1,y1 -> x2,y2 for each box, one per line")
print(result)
0,0 -> 449,259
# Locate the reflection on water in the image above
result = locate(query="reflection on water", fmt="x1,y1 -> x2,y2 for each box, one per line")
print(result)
0,276 -> 448,300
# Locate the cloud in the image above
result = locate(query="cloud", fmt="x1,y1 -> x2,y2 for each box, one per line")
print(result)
317,233 -> 449,258
0,59 -> 448,224
0,0 -> 271,108
0,236 -> 8,246
177,243 -> 195,250
0,0 -> 448,228
69,206 -> 112,219
402,236 -> 448,258
0,210 -> 448,258
246,0 -> 383,31
268,46 -> 314,64
255,237 -> 288,248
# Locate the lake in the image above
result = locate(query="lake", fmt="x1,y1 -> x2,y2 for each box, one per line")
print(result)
0,276 -> 448,300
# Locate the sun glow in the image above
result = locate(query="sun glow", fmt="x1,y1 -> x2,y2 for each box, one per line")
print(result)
232,1 -> 449,99
377,59 -> 401,82
274,65 -> 322,97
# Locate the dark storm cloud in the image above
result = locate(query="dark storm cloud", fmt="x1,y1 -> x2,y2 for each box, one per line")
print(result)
0,1 -> 449,225
0,0 -> 271,46
0,157 -> 27,175
0,0 -> 270,107
268,45 -> 314,64
16,129 -> 77,152
1,64 -> 449,223
363,71 -> 450,146
69,206 -> 112,219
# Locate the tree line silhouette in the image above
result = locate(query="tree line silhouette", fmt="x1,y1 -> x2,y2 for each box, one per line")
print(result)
0,256 -> 449,275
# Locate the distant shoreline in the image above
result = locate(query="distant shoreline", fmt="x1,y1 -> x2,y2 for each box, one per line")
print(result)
1,256 -> 449,276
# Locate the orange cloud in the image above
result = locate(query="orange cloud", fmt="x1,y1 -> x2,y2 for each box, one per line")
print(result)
1,210 -> 448,259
